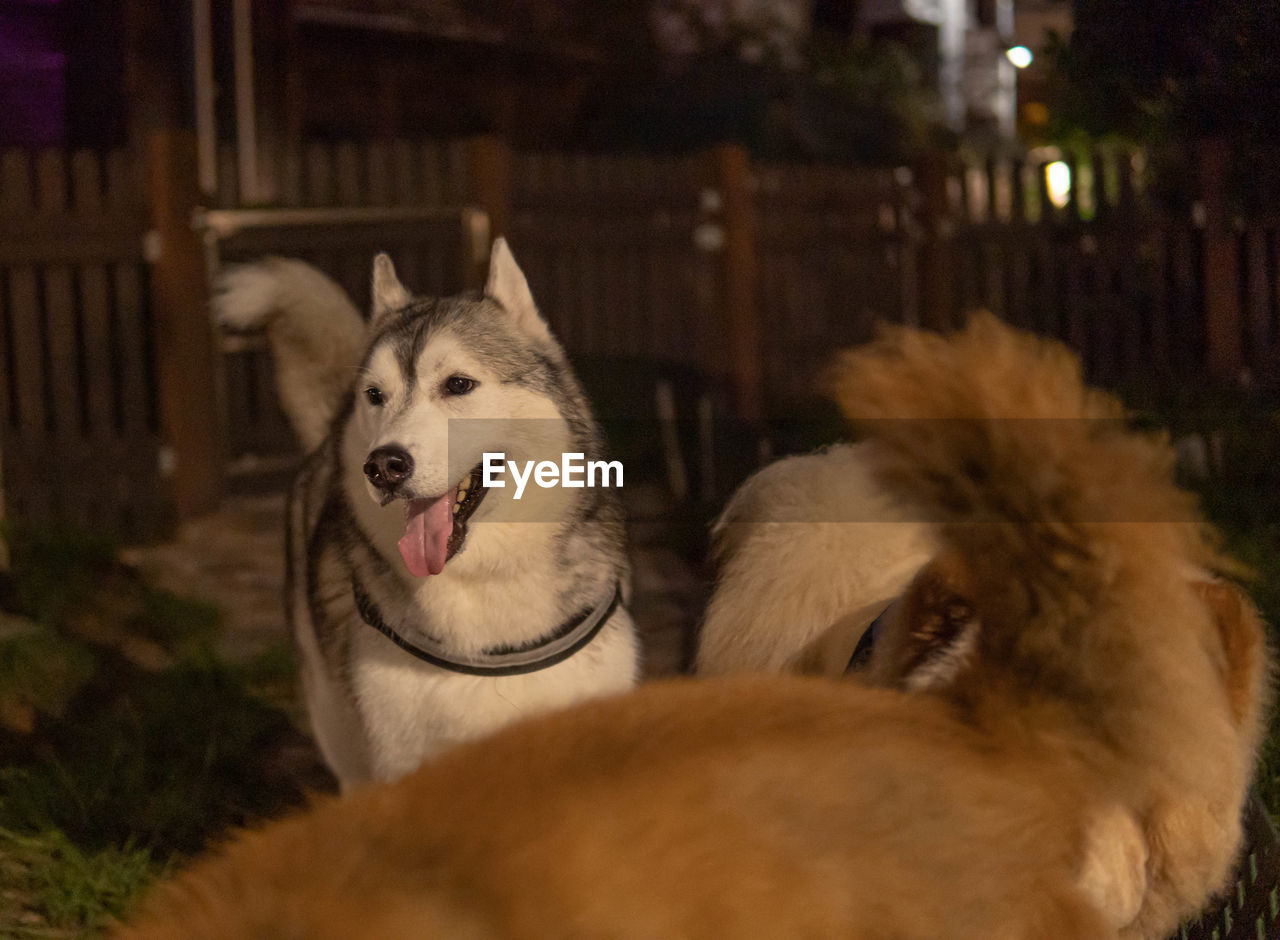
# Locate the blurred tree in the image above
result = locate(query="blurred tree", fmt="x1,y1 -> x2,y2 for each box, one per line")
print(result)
577,0 -> 802,151
298,0 -> 941,162
778,29 -> 940,164
1048,0 -> 1280,209
1052,0 -> 1280,140
577,0 -> 941,163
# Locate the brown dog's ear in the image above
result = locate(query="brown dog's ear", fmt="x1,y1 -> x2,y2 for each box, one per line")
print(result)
869,554 -> 981,691
1193,579 -> 1267,727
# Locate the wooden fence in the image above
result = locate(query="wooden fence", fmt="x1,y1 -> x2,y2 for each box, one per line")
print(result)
754,161 -> 910,398
2,134 -> 1277,538
0,147 -> 164,538
212,139 -> 472,211
214,135 -> 1280,401
922,146 -> 1277,385
509,151 -> 714,368
203,136 -> 1280,510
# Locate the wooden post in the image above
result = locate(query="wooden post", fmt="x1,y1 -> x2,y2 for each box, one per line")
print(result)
916,153 -> 956,331
467,135 -> 512,241
709,143 -> 764,424
0,440 -> 7,570
147,129 -> 224,519
248,0 -> 295,205
1200,139 -> 1242,378
464,135 -> 512,288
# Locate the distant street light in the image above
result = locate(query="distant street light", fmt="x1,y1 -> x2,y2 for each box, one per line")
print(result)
1045,161 -> 1071,209
1005,46 -> 1034,69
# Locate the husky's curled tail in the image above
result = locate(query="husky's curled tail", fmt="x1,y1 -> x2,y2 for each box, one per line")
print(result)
214,259 -> 365,451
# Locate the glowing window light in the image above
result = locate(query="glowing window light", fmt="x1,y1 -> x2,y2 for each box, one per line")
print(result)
1045,161 -> 1071,210
1005,45 -> 1033,69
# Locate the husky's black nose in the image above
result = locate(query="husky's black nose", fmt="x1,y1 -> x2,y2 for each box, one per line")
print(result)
364,446 -> 414,492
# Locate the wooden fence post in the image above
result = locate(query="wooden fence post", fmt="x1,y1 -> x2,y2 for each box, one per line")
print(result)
0,441 -> 7,570
1199,139 -> 1242,379
916,153 -> 956,331
709,143 -> 765,424
465,135 -> 511,286
147,128 -> 224,520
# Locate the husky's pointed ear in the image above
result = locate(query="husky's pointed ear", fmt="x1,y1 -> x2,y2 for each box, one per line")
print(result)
371,253 -> 411,327
485,238 -> 551,342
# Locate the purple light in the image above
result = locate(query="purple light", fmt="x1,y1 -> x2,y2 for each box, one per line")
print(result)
0,0 -> 68,147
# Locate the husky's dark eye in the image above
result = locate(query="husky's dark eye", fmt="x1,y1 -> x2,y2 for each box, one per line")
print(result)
364,386 -> 386,407
444,375 -> 476,396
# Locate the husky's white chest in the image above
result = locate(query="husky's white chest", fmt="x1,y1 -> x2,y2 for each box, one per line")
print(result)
350,611 -> 638,782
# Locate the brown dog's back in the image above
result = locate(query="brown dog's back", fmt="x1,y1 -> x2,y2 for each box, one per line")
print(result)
120,678 -> 1108,939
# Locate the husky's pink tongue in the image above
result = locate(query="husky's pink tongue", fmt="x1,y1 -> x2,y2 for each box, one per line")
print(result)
398,492 -> 455,577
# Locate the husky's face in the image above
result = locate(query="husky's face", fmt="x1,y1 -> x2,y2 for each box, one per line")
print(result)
350,243 -> 574,578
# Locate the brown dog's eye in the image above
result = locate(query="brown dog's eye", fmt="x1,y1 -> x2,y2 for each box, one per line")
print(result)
364,386 -> 385,406
444,375 -> 476,396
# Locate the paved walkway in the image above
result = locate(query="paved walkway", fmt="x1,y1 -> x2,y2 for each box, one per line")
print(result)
124,493 -> 708,680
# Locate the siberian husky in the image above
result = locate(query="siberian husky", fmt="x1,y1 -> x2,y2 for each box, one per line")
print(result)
120,316 -> 1268,939
215,240 -> 638,786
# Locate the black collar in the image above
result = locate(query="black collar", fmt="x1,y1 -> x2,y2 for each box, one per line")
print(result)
352,578 -> 622,677
845,606 -> 888,674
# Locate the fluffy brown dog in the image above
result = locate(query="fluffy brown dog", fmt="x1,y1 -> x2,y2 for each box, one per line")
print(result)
116,315 -> 1269,939
697,320 -> 1272,936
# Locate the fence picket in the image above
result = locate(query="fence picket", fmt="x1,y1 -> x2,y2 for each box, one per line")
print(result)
111,259 -> 152,438
217,143 -> 239,207
304,142 -> 333,207
1245,226 -> 1272,369
1147,229 -> 1171,371
5,267 -> 43,438
1091,151 -> 1109,218
79,259 -> 114,437
390,139 -> 418,205
366,140 -> 392,206
1169,226 -> 1200,370
1271,226 -> 1280,358
104,150 -> 133,208
35,150 -> 67,213
43,261 -> 80,442
70,151 -> 103,212
1,151 -> 33,211
335,142 -> 362,205
279,144 -> 304,207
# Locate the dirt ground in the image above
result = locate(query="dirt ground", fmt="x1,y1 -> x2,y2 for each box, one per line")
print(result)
122,492 -> 709,681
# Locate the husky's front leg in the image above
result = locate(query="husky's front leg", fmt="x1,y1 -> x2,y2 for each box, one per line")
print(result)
297,649 -> 374,790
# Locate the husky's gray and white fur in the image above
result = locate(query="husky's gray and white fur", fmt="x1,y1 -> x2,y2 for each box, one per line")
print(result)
216,241 -> 638,787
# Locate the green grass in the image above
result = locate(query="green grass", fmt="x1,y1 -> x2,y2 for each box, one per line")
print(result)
0,663 -> 316,855
0,526 -> 324,934
0,630 -> 96,723
0,828 -> 154,935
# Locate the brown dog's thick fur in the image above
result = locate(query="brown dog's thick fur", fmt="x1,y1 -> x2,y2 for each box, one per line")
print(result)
116,315 -> 1269,939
